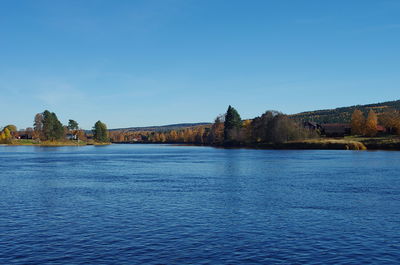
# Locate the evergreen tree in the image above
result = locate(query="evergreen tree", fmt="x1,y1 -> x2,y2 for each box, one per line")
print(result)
42,110 -> 64,140
68,120 -> 79,131
365,109 -> 378,137
93,120 -> 109,142
224,105 -> 242,142
351,109 -> 365,135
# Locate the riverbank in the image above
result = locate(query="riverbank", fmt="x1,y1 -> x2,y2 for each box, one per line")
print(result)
115,136 -> 400,151
223,136 -> 400,151
5,139 -> 111,146
8,137 -> 400,150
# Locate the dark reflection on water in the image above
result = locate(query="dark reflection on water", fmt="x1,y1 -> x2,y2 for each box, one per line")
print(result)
0,145 -> 400,264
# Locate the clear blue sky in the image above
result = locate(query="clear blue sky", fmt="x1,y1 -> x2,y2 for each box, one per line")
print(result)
1,0 -> 399,129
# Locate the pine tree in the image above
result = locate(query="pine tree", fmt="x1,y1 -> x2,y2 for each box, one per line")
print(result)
224,105 -> 242,142
68,120 -> 79,131
351,109 -> 365,135
42,110 -> 64,140
93,120 -> 109,142
365,109 -> 378,137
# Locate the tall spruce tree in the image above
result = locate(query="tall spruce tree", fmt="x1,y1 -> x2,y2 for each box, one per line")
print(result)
93,120 -> 109,142
42,110 -> 64,140
224,105 -> 242,142
68,120 -> 79,131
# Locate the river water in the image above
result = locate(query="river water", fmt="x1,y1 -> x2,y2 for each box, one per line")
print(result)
0,144 -> 399,264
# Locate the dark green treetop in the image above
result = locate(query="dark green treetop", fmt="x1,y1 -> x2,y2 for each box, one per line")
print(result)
224,105 -> 242,142
42,110 -> 64,141
68,120 -> 79,131
93,120 -> 109,142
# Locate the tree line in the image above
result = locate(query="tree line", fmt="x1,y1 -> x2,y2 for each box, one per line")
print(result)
2,110 -> 110,143
293,99 -> 400,124
110,106 -> 318,145
351,108 -> 400,136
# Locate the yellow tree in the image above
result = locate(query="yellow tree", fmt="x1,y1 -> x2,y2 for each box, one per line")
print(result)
159,133 -> 166,143
242,119 -> 252,142
0,131 -> 5,143
195,127 -> 205,144
169,130 -> 178,142
365,109 -> 378,137
4,128 -> 11,141
0,128 -> 11,143
379,110 -> 400,134
351,109 -> 365,135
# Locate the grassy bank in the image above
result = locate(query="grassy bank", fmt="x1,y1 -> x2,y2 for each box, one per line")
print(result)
219,136 -> 400,151
345,136 -> 400,150
235,139 -> 367,150
251,136 -> 400,150
7,139 -> 111,146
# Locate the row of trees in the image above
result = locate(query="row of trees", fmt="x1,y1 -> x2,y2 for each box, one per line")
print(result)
34,111 -> 64,141
351,109 -> 378,137
110,106 -> 318,145
1,110 -> 109,143
351,109 -> 400,137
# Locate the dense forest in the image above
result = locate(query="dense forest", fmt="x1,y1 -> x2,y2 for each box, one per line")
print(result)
109,123 -> 211,133
292,99 -> 400,123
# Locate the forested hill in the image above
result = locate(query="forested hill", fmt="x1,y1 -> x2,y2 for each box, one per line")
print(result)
291,100 -> 400,124
109,123 -> 211,132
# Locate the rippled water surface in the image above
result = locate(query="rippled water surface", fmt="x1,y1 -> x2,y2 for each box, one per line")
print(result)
0,144 -> 400,264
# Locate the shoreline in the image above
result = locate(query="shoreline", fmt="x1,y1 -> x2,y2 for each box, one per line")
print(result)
4,137 -> 400,151
112,137 -> 400,151
2,140 -> 111,147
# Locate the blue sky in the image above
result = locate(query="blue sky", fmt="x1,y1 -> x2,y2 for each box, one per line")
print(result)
1,0 -> 399,129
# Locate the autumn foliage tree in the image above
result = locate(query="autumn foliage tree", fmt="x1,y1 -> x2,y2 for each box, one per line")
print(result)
0,127 -> 12,143
351,109 -> 365,135
365,109 -> 378,137
251,111 -> 316,144
33,113 -> 44,140
208,115 -> 224,145
379,110 -> 400,135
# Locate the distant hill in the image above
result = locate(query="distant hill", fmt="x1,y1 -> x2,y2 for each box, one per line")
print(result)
109,122 -> 211,132
291,100 -> 400,124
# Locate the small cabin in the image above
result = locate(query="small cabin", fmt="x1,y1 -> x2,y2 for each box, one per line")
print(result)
19,134 -> 33,140
321,123 -> 351,137
66,133 -> 78,140
303,121 -> 322,131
